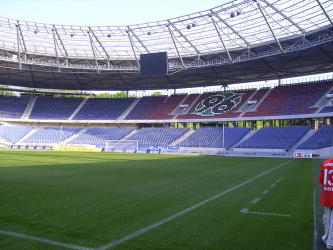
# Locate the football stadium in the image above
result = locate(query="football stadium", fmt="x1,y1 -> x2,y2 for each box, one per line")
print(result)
0,0 -> 333,249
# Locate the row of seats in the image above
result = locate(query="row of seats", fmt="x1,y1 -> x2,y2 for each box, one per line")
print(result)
1,80 -> 333,121
180,127 -> 250,148
297,126 -> 333,149
1,125 -> 333,150
237,126 -> 309,150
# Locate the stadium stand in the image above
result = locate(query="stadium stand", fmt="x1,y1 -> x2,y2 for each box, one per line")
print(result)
125,96 -> 168,120
22,127 -> 80,144
0,125 -> 32,143
179,127 -> 251,148
1,81 -> 333,121
70,127 -> 133,147
148,95 -> 186,119
73,98 -> 134,120
0,95 -> 30,119
237,126 -> 310,150
127,127 -> 189,146
297,126 -> 333,149
243,81 -> 333,117
320,106 -> 333,113
30,96 -> 82,120
176,90 -> 255,119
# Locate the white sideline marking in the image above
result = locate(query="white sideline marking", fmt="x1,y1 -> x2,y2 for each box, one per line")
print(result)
250,197 -> 261,204
262,190 -> 270,195
240,208 -> 291,217
270,184 -> 276,188
275,179 -> 281,183
98,160 -> 293,250
0,230 -> 92,250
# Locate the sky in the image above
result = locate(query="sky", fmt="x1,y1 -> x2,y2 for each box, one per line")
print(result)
0,0 -> 226,26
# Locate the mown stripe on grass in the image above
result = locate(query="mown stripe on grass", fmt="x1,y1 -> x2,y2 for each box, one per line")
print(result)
98,159 -> 293,250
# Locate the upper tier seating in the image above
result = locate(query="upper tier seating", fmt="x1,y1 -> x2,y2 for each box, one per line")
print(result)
30,96 -> 82,120
0,95 -> 30,119
176,90 -> 255,119
70,127 -> 133,147
180,127 -> 251,148
0,125 -> 32,143
127,127 -> 189,146
1,80 -> 333,121
147,95 -> 186,119
297,126 -> 333,149
125,96 -> 168,120
243,81 -> 333,117
237,126 -> 310,150
74,98 -> 134,120
23,127 -> 80,144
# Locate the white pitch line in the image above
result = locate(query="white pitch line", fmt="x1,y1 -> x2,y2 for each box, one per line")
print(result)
275,179 -> 281,183
240,208 -> 291,217
262,189 -> 270,195
270,183 -> 276,188
0,230 -> 92,250
250,197 -> 261,204
98,160 -> 293,250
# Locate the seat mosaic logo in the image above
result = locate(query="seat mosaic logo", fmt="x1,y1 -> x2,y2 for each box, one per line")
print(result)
192,92 -> 244,116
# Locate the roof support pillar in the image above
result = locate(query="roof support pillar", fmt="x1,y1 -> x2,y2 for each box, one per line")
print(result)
127,30 -> 140,68
51,28 -> 61,72
212,11 -> 251,48
256,0 -> 283,51
167,24 -> 185,68
260,0 -> 305,35
87,29 -> 99,72
210,15 -> 232,62
15,23 -> 22,69
89,27 -> 112,69
53,25 -> 69,66
127,26 -> 150,53
315,0 -> 333,26
168,20 -> 200,55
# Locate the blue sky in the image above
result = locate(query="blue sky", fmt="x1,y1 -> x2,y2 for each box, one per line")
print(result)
1,0 -> 226,26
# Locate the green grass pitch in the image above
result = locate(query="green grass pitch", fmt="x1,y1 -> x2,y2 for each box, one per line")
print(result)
0,150 -> 314,249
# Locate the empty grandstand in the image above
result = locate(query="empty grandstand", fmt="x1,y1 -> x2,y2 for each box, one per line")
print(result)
0,0 -> 333,249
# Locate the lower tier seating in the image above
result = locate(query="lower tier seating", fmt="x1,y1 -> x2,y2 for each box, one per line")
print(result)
237,126 -> 309,150
297,126 -> 333,149
70,127 -> 133,147
127,128 -> 189,147
180,127 -> 251,148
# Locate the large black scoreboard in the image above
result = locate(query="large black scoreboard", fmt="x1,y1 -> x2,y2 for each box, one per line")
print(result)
140,52 -> 168,76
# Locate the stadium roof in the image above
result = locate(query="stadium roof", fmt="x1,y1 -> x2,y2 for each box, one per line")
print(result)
0,0 -> 332,90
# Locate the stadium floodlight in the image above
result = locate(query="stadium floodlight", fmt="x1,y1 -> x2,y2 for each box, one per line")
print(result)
105,140 -> 139,154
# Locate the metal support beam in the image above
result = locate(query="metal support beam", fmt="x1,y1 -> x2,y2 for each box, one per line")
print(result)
127,26 -> 150,53
127,30 -> 140,67
52,25 -> 69,65
167,24 -> 185,68
210,16 -> 232,62
87,30 -> 99,72
261,0 -> 305,35
51,28 -> 61,72
212,12 -> 251,48
256,0 -> 283,51
15,23 -> 22,69
168,20 -> 200,55
16,21 -> 27,61
315,0 -> 333,26
88,27 -> 112,69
